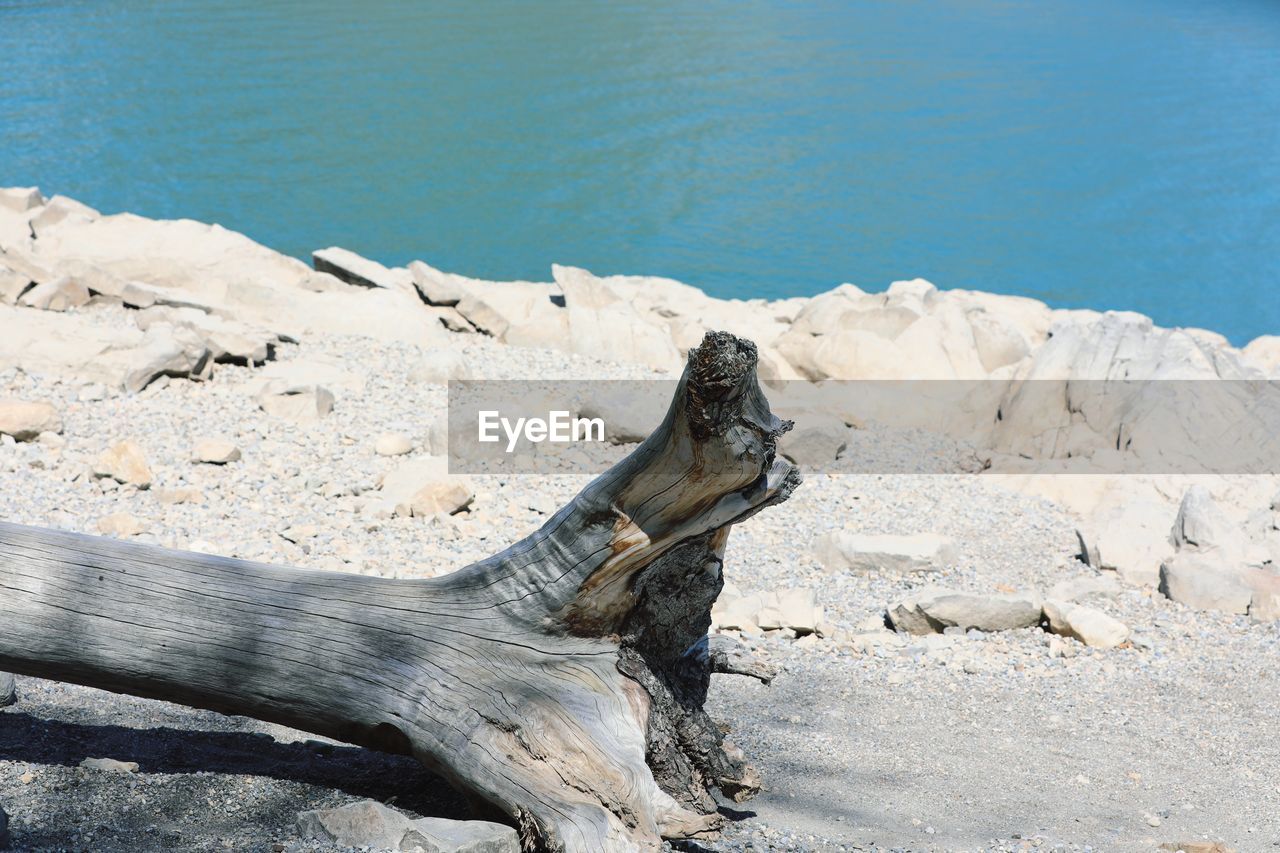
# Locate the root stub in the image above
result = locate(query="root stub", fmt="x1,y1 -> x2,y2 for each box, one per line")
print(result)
0,331 -> 799,852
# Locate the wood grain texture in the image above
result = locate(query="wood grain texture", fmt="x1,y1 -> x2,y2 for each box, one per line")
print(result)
0,331 -> 799,852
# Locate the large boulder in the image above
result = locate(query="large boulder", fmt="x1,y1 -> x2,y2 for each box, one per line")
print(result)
814,530 -> 956,574
1075,496 -> 1176,586
0,186 -> 44,213
990,312 -> 1277,473
1156,486 -> 1263,614
313,246 -> 414,292
409,260 -> 466,306
1169,485 -> 1245,557
771,279 -> 1005,381
28,213 -> 447,347
1242,335 -> 1280,376
1158,553 -> 1253,615
0,306 -> 214,392
552,266 -> 682,371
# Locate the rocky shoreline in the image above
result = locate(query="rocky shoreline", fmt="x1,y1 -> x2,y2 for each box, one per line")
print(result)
2,186 -> 1277,852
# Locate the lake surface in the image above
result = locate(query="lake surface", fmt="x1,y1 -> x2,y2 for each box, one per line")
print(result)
2,0 -> 1279,344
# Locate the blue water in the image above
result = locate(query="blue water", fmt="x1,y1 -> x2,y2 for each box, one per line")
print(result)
2,1 -> 1279,344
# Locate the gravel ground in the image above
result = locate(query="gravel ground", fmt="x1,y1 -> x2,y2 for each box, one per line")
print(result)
2,305 -> 1276,852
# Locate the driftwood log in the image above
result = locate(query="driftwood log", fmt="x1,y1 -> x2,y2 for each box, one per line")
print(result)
0,331 -> 800,851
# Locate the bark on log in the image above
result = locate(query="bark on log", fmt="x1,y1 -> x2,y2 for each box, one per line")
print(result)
0,331 -> 800,852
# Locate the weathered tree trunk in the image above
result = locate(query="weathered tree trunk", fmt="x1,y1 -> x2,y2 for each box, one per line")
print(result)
0,331 -> 799,852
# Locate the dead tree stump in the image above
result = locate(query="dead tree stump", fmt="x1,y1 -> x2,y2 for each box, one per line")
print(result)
0,331 -> 800,851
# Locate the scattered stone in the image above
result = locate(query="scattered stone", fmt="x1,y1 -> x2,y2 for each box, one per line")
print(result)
256,384 -> 335,422
296,799 -> 518,853
1048,574 -> 1120,603
79,757 -> 139,773
408,349 -> 474,383
97,513 -> 147,538
408,816 -> 521,853
712,592 -> 764,634
192,438 -> 241,464
1042,599 -> 1130,648
425,417 -> 449,455
527,493 -> 557,515
374,432 -> 413,457
377,457 -> 475,518
0,399 -> 62,441
1158,842 -> 1234,853
761,588 -> 824,636
886,587 -> 1041,635
814,530 -> 956,574
17,276 -> 90,311
713,584 -> 823,635
279,524 -> 319,544
92,440 -> 152,488
154,487 -> 205,505
78,382 -> 108,402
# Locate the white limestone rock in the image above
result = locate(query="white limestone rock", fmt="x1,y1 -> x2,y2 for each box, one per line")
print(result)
192,438 -> 242,465
296,800 -> 518,853
886,587 -> 1041,635
93,440 -> 153,488
0,399 -> 62,441
1042,599 -> 1130,648
409,350 -> 474,383
777,412 -> 848,466
97,513 -> 147,538
313,246 -> 414,293
814,530 -> 956,574
17,275 -> 90,311
1158,552 -> 1252,615
256,384 -> 335,422
377,457 -> 475,518
0,187 -> 44,213
374,432 -> 414,457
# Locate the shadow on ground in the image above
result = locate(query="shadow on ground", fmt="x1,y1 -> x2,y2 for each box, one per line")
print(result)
0,711 -> 468,820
